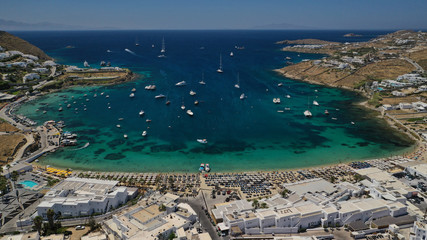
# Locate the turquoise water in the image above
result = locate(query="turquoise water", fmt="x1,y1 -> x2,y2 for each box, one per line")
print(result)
14,30 -> 414,172
19,180 -> 38,188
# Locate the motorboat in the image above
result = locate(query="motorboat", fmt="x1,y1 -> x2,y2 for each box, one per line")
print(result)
132,88 -> 136,92
324,110 -> 329,115
189,90 -> 196,96
58,107 -> 63,112
146,119 -> 152,123
217,54 -> 223,73
194,100 -> 199,105
124,134 -> 128,139
313,100 -> 319,106
235,72 -> 240,88
240,93 -> 245,100
139,110 -> 144,116
175,81 -> 186,86
230,52 -> 234,57
118,118 -> 124,121
205,164 -> 211,172
285,56 -> 291,60
116,124 -> 121,128
278,83 -> 283,87
186,110 -> 194,116
181,105 -> 186,110
197,139 -> 208,144
304,110 -> 312,118
129,93 -> 135,98
155,94 -> 166,99
199,72 -> 206,85
165,100 -> 171,105
142,131 -> 147,137
84,61 -> 90,67
273,98 -> 281,104
145,85 -> 156,90
199,163 -> 205,172
286,95 -> 291,99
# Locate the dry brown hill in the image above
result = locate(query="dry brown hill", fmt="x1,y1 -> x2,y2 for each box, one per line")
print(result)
0,31 -> 51,60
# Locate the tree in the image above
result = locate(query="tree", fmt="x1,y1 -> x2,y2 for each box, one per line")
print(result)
159,204 -> 166,212
260,203 -> 268,209
33,216 -> 43,234
252,199 -> 259,209
168,232 -> 176,240
47,209 -> 55,230
88,216 -> 97,231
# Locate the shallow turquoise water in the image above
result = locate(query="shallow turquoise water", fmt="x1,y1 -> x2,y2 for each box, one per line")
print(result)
19,180 -> 38,188
15,30 -> 414,172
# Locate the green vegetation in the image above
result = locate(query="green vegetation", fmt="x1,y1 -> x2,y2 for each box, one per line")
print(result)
406,117 -> 424,122
37,209 -> 64,236
0,175 -> 9,195
159,204 -> 166,212
47,176 -> 60,187
353,80 -> 367,89
368,92 -> 382,107
252,199 -> 260,209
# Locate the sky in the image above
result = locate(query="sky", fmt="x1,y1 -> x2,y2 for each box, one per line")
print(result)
1,0 -> 426,30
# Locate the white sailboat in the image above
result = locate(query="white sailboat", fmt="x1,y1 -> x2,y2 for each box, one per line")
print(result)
217,54 -> 223,73
135,37 -> 140,46
304,98 -> 312,118
313,100 -> 319,106
234,72 -> 240,88
158,37 -> 166,58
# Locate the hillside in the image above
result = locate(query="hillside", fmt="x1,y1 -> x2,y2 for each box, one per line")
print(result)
0,31 -> 51,60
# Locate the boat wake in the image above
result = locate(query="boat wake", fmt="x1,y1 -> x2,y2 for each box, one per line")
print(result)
73,142 -> 90,150
124,48 -> 136,55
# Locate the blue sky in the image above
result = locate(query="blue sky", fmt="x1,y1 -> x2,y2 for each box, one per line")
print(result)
1,0 -> 426,30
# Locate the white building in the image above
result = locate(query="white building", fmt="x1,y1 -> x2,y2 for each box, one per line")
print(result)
23,73 -> 40,83
399,102 -> 413,110
32,68 -> 49,74
42,60 -> 57,67
405,163 -> 427,180
37,177 -> 133,218
103,193 -> 196,240
392,91 -> 406,97
410,220 -> 427,240
382,104 -> 394,111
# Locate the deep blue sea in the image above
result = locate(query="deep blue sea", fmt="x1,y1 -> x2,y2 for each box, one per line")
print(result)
14,30 -> 414,172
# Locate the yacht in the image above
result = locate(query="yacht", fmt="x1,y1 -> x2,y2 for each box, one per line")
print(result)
304,110 -> 312,118
273,98 -> 281,104
197,139 -> 208,144
116,124 -> 121,128
313,100 -> 319,106
83,61 -> 90,68
181,105 -> 186,110
186,110 -> 194,116
139,110 -> 144,116
175,81 -> 186,86
230,52 -> 234,57
216,54 -> 223,73
129,93 -> 135,98
234,72 -> 240,88
205,164 -> 210,172
145,85 -> 156,90
142,131 -> 147,137
240,93 -> 245,100
189,90 -> 196,96
155,94 -> 166,99
131,88 -> 136,92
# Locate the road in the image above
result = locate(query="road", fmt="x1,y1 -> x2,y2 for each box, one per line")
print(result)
403,57 -> 425,73
182,193 -> 220,240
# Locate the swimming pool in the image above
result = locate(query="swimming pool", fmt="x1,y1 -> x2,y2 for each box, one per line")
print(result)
19,180 -> 38,189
